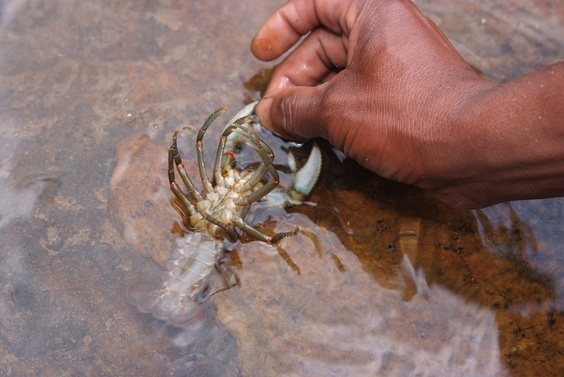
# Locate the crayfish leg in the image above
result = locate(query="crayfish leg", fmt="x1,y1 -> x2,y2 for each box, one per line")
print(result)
270,227 -> 299,244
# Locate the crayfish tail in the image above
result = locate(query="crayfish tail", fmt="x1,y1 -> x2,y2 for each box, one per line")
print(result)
127,281 -> 207,329
127,281 -> 161,313
168,302 -> 207,329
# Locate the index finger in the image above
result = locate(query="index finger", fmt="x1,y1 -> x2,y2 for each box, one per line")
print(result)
251,0 -> 354,61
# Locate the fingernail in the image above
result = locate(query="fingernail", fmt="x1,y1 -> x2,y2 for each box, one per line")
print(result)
256,97 -> 273,130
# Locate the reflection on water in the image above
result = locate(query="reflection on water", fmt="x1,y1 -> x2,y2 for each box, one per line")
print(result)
217,215 -> 508,376
0,0 -> 563,376
295,155 -> 562,376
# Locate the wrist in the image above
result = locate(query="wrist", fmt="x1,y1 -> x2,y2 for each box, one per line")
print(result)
413,78 -> 498,194
425,63 -> 564,208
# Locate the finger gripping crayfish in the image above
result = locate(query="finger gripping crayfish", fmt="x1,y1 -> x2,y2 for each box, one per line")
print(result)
127,102 -> 322,328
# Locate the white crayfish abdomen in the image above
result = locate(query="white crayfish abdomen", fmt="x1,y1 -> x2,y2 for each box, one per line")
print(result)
127,232 -> 220,328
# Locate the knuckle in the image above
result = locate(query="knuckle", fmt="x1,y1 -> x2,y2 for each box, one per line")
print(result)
278,95 -> 295,134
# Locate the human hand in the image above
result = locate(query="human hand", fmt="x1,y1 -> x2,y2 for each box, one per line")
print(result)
251,0 -> 499,208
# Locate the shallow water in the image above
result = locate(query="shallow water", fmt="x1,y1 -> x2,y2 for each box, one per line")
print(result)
0,0 -> 563,376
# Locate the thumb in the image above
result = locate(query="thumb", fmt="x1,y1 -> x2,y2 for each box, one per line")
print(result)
255,85 -> 328,142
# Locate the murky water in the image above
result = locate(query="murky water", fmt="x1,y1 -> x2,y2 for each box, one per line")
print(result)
0,0 -> 563,376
